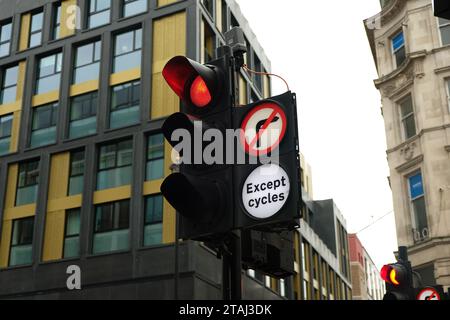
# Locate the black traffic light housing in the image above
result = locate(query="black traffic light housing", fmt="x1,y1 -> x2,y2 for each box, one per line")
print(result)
160,54 -> 235,241
434,0 -> 450,19
381,247 -> 415,300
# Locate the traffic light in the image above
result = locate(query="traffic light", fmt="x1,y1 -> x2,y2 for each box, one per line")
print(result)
160,54 -> 234,241
242,230 -> 295,279
381,263 -> 414,300
434,0 -> 450,19
234,91 -> 302,232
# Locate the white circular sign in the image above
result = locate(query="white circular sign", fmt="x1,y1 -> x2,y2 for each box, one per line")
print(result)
242,164 -> 290,219
417,288 -> 441,300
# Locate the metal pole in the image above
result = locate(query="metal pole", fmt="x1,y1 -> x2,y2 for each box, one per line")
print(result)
230,230 -> 242,300
222,249 -> 231,300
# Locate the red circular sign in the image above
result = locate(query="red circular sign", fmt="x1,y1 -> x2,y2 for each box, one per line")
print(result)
240,102 -> 287,156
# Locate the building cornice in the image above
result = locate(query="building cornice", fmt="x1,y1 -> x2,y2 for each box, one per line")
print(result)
374,51 -> 427,93
379,0 -> 407,27
407,237 -> 450,256
395,154 -> 424,173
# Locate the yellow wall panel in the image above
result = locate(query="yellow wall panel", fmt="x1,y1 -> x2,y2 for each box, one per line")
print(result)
32,91 -> 60,107
16,61 -> 27,101
70,80 -> 99,97
264,75 -> 271,99
158,0 -> 179,6
47,196 -> 82,213
216,0 -> 223,32
48,153 -> 70,201
0,101 -> 21,116
151,12 -> 186,119
0,221 -> 13,268
93,186 -> 132,205
110,68 -> 141,86
5,164 -> 18,209
4,205 -> 36,220
60,0 -> 77,38
9,111 -> 21,153
143,180 -> 164,196
42,211 -> 65,262
239,75 -> 247,105
19,14 -> 31,51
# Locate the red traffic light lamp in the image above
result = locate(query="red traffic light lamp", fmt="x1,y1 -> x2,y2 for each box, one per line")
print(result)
162,56 -> 226,113
381,264 -> 407,286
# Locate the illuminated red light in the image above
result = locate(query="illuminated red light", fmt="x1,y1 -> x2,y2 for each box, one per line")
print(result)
190,76 -> 212,108
381,264 -> 401,286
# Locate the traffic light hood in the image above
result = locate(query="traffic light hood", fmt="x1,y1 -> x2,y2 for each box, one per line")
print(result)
162,56 -> 219,109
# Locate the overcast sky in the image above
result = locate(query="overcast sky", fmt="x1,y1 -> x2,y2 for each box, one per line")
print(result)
235,0 -> 398,269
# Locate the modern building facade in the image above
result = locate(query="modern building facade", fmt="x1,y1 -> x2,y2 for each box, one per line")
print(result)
365,0 -> 450,290
348,234 -> 385,300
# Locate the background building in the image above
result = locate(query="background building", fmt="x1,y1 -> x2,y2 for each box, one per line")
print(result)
365,0 -> 450,290
348,234 -> 385,300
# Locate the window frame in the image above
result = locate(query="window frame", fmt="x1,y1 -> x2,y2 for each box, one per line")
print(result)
0,20 -> 13,58
391,30 -> 406,68
15,159 -> 40,206
407,171 -> 429,239
113,27 -> 142,73
143,194 -> 164,247
29,102 -> 58,148
109,80 -> 141,129
438,17 -> 450,47
36,52 -> 63,95
87,0 -> 112,29
121,0 -> 148,18
446,78 -> 450,114
63,208 -> 81,259
0,63 -> 19,105
68,91 -> 98,139
0,113 -> 13,155
94,199 -> 130,235
398,94 -> 417,141
9,217 -> 34,267
146,133 -> 165,181
52,2 -> 62,40
73,39 -> 102,84
28,10 -> 44,48
68,149 -> 85,196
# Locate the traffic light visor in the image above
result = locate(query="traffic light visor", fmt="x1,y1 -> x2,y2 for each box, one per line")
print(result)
162,56 -> 216,108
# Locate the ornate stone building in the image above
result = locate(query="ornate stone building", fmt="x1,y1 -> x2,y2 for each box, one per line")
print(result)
365,0 -> 450,289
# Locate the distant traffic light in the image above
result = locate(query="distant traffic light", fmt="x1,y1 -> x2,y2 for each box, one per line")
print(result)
160,54 -> 234,241
381,247 -> 415,300
434,0 -> 450,19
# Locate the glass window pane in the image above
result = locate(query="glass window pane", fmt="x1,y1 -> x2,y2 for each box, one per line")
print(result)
124,0 -> 147,17
404,115 -> 416,139
69,175 -> 84,195
39,55 -> 56,77
94,41 -> 102,61
29,32 -> 42,47
74,62 -> 100,84
93,229 -> 129,254
110,105 -> 140,129
1,22 -> 12,42
31,12 -> 43,32
97,0 -> 111,11
112,83 -> 131,109
413,197 -> 428,232
9,245 -> 33,266
135,28 -> 142,49
400,96 -> 413,117
12,218 -> 34,245
89,10 -> 110,29
395,46 -> 406,67
64,237 -> 80,259
143,223 -> 162,247
392,32 -> 404,51
146,158 -> 164,181
4,65 -> 19,87
0,137 -> 10,156
117,140 -> 133,166
145,195 -> 163,224
114,51 -> 141,73
66,210 -> 81,236
0,114 -> 13,138
99,144 -> 116,170
1,87 -> 17,104
16,185 -> 38,206
76,43 -> 94,67
30,126 -> 57,147
37,74 -> 61,94
97,166 -> 132,190
69,117 -> 97,139
0,43 -> 10,57
71,151 -> 85,176
440,25 -> 450,46
115,31 -> 134,55
148,134 -> 164,159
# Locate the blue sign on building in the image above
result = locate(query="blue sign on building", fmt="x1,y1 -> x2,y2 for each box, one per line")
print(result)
409,173 -> 424,199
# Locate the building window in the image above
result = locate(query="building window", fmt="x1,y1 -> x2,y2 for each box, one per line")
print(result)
36,52 -> 63,95
202,20 -> 216,63
202,0 -> 214,17
68,150 -> 85,196
97,139 -> 133,190
73,40 -> 101,84
122,0 -> 147,18
253,54 -> 263,93
0,20 -> 12,57
16,160 -> 39,206
144,195 -> 163,247
29,11 -> 44,48
399,95 -> 416,140
0,113 -> 13,156
408,172 -> 428,241
392,31 -> 406,68
30,103 -> 58,148
439,18 -> 450,46
110,80 -> 140,129
69,92 -> 98,139
64,208 -> 80,259
88,0 -> 111,29
447,80 -> 450,113
52,3 -> 62,40
146,133 -> 164,181
9,217 -> 34,267
0,64 -> 18,105
113,28 -> 142,73
93,200 -> 130,254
